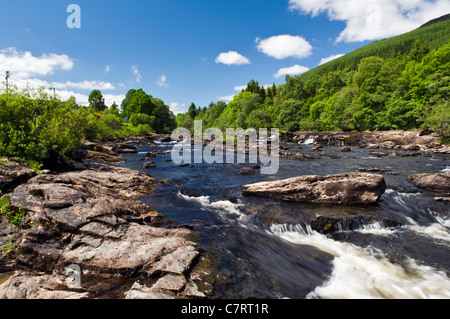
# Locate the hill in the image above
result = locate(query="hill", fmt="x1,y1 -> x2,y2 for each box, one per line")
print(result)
177,15 -> 450,143
299,14 -> 450,82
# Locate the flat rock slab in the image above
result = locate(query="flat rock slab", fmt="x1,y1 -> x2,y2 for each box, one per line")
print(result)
242,172 -> 386,205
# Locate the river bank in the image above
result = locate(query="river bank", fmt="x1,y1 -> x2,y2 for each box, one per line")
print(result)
0,138 -> 215,299
0,130 -> 449,299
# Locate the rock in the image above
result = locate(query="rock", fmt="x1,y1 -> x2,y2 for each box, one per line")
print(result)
0,272 -> 89,299
242,173 -> 387,205
340,146 -> 351,152
125,282 -> 175,299
150,245 -> 199,275
144,152 -> 156,159
151,274 -> 186,292
181,281 -> 206,298
86,150 -> 127,163
310,216 -> 401,234
370,152 -> 389,157
0,156 -> 204,299
62,224 -> 195,277
113,143 -> 137,154
0,159 -> 36,193
407,173 -> 450,192
236,167 -> 255,175
143,162 -> 156,169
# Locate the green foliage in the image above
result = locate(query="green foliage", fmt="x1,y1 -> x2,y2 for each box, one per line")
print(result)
0,192 -> 25,227
180,19 -> 449,144
0,86 -> 87,165
89,89 -> 107,112
299,18 -> 450,82
121,89 -> 176,133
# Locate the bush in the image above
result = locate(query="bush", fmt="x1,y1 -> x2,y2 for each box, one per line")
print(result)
0,86 -> 87,165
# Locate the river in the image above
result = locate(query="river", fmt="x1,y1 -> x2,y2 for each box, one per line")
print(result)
119,138 -> 450,299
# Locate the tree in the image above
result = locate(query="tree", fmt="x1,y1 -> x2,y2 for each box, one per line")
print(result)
88,90 -> 106,112
108,102 -> 120,117
188,103 -> 197,119
126,89 -> 155,117
121,89 -> 136,117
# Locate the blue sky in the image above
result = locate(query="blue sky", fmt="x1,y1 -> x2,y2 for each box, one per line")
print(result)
1,0 -> 448,114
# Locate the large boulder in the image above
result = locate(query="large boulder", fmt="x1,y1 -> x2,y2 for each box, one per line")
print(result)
242,172 -> 386,205
407,173 -> 450,192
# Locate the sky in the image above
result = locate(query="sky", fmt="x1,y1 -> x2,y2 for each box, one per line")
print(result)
0,0 -> 449,115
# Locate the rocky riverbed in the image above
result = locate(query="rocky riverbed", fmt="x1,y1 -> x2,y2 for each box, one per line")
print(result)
0,140 -> 214,299
1,130 -> 449,299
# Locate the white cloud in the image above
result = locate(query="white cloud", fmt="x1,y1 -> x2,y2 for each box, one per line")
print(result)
274,65 -> 310,78
0,47 -> 73,79
319,54 -> 345,65
131,65 -> 142,83
103,94 -> 126,107
215,51 -> 251,66
105,65 -> 110,72
157,74 -> 169,87
51,80 -> 115,91
256,35 -> 313,59
170,102 -> 186,115
288,0 -> 450,43
217,95 -> 235,102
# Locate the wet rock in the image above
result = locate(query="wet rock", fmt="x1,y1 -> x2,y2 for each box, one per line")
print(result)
143,162 -> 156,169
311,216 -> 401,234
236,167 -> 255,176
242,173 -> 387,205
86,151 -> 126,163
340,146 -> 351,152
113,143 -> 138,154
370,152 -> 389,157
407,173 -> 450,192
0,159 -> 36,193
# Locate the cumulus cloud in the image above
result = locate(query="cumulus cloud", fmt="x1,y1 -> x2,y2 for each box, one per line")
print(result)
256,35 -> 313,59
7,77 -> 115,92
319,54 -> 345,65
157,74 -> 169,87
0,47 -> 73,79
288,0 -> 450,42
50,80 -> 115,91
215,51 -> 251,65
170,102 -> 186,115
131,65 -> 142,83
217,95 -> 235,102
274,65 -> 310,78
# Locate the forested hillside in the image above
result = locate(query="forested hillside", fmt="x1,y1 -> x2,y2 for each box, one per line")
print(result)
178,17 -> 450,142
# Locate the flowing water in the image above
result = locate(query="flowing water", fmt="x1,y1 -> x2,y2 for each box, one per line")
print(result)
120,140 -> 450,299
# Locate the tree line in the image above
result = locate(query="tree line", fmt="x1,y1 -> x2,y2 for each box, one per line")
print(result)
0,86 -> 176,170
177,40 -> 449,142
